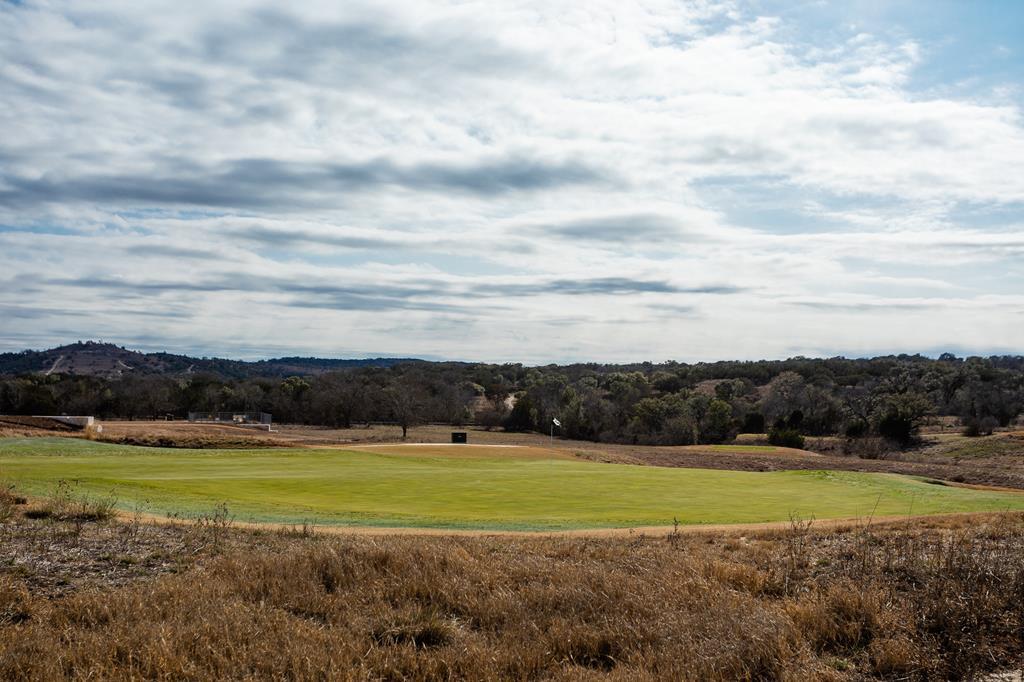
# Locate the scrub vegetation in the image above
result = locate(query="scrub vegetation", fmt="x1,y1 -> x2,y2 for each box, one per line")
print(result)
2,502 -> 1024,680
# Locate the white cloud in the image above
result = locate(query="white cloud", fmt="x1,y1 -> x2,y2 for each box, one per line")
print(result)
0,0 -> 1022,361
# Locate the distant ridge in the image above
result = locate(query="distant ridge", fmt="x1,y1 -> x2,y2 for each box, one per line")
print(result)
0,341 -> 422,379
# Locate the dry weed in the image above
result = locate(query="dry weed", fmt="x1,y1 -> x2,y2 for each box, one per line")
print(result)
2,513 -> 1024,679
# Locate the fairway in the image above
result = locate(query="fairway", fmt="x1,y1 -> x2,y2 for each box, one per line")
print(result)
2,438 -> 1023,531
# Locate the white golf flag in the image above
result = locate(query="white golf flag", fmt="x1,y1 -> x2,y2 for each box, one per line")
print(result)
552,418 -> 561,427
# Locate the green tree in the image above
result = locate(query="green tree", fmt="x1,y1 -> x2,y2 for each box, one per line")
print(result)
701,399 -> 734,444
874,392 -> 932,446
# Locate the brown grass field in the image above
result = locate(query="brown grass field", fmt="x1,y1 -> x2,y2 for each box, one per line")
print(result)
2,495 -> 1024,680
4,421 -> 1024,679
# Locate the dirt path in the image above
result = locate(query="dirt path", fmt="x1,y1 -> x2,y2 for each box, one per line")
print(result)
43,354 -> 64,376
116,508 -> 1022,539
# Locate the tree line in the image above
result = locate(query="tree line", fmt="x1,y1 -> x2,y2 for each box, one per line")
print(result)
2,354 -> 1022,447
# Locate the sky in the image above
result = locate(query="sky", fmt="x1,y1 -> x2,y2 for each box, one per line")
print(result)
1,0 -> 1023,363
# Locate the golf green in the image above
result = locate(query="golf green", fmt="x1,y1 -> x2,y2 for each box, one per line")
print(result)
2,438 -> 1022,530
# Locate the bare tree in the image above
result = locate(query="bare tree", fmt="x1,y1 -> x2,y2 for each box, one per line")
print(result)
384,383 -> 426,439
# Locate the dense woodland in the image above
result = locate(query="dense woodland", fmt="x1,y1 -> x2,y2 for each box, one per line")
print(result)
2,353 -> 1023,448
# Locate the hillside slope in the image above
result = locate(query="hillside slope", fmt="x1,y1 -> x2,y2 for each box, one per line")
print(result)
0,341 -> 419,379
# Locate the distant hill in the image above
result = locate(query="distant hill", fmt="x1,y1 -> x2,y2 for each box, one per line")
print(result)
0,341 -> 420,379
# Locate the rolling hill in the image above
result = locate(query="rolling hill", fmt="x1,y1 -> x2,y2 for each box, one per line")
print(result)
0,341 -> 419,379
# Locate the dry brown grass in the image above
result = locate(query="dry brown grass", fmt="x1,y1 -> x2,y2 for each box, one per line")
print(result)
2,506 -> 1024,680
0,416 -> 80,432
91,421 -> 285,449
21,480 -> 117,523
0,482 -> 23,522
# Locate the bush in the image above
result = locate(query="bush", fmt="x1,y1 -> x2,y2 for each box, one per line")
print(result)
741,412 -> 765,434
844,421 -> 868,438
962,416 -> 999,437
840,437 -> 892,460
503,395 -> 535,432
26,480 -> 117,522
874,393 -> 932,447
768,427 -> 805,449
877,414 -> 912,445
701,399 -> 735,444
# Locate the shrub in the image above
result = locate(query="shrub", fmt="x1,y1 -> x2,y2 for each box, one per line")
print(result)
962,416 -> 999,437
840,437 -> 892,460
701,399 -> 735,444
27,480 -> 117,522
874,393 -> 932,447
741,412 -> 766,434
503,395 -> 536,432
475,407 -> 504,431
768,427 -> 805,449
844,421 -> 868,438
0,482 -> 27,521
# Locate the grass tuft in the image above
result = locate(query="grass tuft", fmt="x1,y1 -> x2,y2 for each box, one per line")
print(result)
24,480 -> 117,522
0,578 -> 31,626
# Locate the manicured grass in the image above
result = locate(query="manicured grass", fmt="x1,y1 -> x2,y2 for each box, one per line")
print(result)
2,438 -> 1023,530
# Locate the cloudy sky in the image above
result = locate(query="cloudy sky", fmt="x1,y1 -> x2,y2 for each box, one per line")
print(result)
1,1 -> 1023,363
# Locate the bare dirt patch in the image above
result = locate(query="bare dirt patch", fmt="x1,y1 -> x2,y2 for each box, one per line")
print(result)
0,416 -> 80,438
93,420 -> 287,448
115,506 -> 1024,539
0,513 -> 203,599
